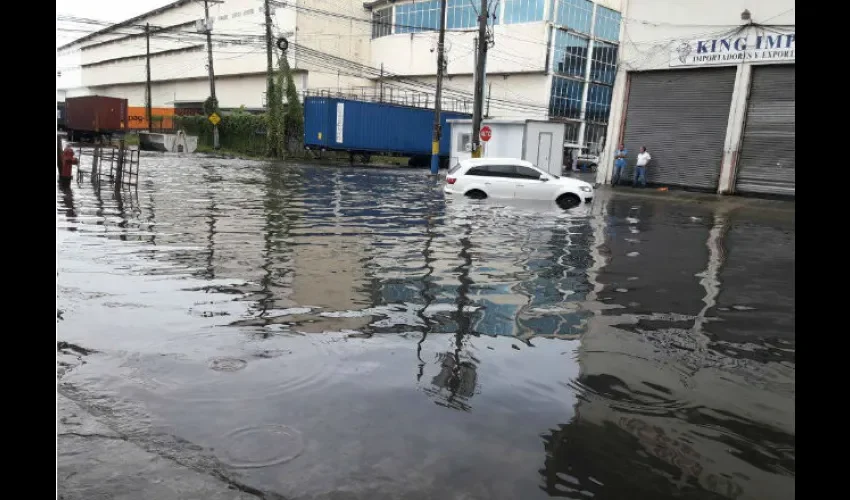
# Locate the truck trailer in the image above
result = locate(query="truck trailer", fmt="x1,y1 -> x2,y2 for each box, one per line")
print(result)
304,97 -> 471,168
57,101 -> 66,131
65,96 -> 129,142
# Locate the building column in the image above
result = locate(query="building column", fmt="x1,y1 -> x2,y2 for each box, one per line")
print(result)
595,67 -> 628,185
545,23 -> 556,122
577,4 -> 598,151
717,63 -> 752,194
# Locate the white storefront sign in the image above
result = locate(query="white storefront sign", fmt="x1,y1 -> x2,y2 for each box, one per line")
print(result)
670,30 -> 795,67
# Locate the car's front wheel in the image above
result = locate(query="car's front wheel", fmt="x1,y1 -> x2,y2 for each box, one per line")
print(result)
556,193 -> 582,210
465,189 -> 488,200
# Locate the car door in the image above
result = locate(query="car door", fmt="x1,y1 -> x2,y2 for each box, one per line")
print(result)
513,165 -> 555,200
468,164 -> 515,199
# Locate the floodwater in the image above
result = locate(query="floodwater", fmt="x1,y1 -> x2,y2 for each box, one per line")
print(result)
57,155 -> 795,500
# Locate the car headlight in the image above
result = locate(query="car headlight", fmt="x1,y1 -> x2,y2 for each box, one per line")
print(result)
579,185 -> 593,193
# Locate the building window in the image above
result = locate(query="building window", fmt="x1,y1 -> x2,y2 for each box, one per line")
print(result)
457,133 -> 471,152
562,121 -> 580,144
219,14 -> 228,20
549,76 -> 584,120
552,30 -> 588,78
447,0 -> 498,29
503,0 -> 546,25
372,7 -> 393,38
244,9 -> 254,16
232,12 -> 241,18
594,5 -> 621,41
585,83 -> 613,123
555,0 -> 593,35
395,0 -> 442,34
446,0 -> 477,29
585,123 -> 608,154
590,41 -> 617,85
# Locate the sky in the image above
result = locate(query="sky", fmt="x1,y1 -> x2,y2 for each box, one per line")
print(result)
56,0 -> 175,47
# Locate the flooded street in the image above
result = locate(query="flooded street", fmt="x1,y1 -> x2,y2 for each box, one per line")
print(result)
57,155 -> 795,500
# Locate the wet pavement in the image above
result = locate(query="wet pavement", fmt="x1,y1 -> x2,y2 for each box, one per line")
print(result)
57,155 -> 795,500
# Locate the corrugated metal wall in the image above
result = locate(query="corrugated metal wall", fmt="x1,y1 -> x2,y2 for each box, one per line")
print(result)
303,97 -> 470,156
621,68 -> 736,190
734,65 -> 795,197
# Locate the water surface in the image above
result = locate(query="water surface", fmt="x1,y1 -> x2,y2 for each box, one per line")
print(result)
57,155 -> 795,500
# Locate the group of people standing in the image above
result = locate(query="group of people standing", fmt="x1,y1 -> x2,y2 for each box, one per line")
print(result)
612,144 -> 652,187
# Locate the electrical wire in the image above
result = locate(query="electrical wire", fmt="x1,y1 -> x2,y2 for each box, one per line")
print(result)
111,23 -> 539,115
58,4 -> 794,116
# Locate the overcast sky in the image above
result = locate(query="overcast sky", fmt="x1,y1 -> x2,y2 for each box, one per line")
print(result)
57,0 -> 175,47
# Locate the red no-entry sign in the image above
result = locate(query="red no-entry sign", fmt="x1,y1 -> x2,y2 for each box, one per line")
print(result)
480,126 -> 492,142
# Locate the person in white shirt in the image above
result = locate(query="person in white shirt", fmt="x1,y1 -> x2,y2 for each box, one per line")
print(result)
634,146 -> 651,187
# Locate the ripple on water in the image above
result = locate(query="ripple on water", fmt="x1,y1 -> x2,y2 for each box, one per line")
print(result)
217,424 -> 304,469
134,338 -> 342,404
208,357 -> 248,372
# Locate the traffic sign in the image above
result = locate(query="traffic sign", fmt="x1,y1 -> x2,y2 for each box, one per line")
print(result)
480,125 -> 492,142
208,113 -> 221,126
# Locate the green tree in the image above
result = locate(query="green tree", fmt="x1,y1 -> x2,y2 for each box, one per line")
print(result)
280,54 -> 304,152
203,96 -> 219,117
266,64 -> 285,158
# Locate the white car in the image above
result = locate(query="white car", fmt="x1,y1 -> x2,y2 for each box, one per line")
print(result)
444,158 -> 594,209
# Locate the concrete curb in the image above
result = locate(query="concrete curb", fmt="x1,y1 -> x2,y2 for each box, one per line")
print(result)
57,392 -> 258,500
596,185 -> 795,212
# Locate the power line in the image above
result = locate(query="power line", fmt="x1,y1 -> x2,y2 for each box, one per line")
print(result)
58,12 -> 552,115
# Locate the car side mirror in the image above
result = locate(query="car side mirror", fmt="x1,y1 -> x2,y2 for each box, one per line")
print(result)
539,175 -> 549,182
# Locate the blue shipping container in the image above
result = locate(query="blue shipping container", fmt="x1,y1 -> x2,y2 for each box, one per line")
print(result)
304,97 -> 471,158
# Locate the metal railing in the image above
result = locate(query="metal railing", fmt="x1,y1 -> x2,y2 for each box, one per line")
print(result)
301,87 -> 473,113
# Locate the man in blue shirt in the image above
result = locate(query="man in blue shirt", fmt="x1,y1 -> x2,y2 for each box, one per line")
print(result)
612,144 -> 627,185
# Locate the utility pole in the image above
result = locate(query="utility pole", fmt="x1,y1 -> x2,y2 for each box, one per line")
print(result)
472,36 -> 478,107
145,23 -> 152,132
264,0 -> 274,109
470,0 -> 489,159
378,63 -> 384,102
430,0 -> 448,175
203,0 -> 219,149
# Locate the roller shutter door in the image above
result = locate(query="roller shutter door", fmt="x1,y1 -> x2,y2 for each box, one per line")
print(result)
621,68 -> 736,190
735,65 -> 795,196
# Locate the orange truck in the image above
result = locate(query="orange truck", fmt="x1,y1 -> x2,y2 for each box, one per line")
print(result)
127,106 -> 176,130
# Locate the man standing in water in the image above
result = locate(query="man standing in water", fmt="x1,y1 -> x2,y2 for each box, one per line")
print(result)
634,146 -> 651,187
612,144 -> 628,185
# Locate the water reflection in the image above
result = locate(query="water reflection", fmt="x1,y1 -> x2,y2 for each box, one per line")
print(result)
57,158 -> 794,500
416,188 -> 439,380
551,192 -> 795,500
423,216 -> 479,411
58,183 -> 76,222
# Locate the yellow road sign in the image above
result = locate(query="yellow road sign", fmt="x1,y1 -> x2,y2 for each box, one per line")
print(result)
208,113 -> 221,125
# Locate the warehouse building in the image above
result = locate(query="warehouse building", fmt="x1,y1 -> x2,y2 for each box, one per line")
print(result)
56,0 -> 374,111
58,0 -> 625,157
596,0 -> 795,197
366,0 -> 623,154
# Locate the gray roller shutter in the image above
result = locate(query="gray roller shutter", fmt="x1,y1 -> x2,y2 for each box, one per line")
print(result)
621,68 -> 736,190
735,65 -> 795,197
